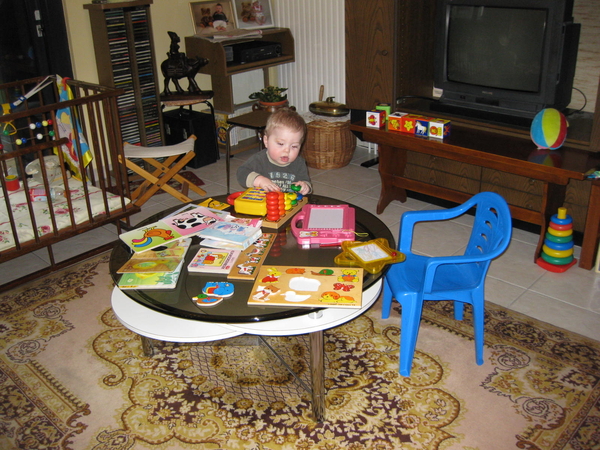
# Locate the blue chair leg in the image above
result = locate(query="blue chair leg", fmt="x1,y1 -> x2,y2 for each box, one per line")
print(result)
472,296 -> 485,366
399,294 -> 423,377
382,278 -> 393,319
454,301 -> 464,320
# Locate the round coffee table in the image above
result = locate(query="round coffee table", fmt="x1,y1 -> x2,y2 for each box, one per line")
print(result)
109,195 -> 394,421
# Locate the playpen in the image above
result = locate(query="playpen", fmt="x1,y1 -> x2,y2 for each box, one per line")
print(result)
0,76 -> 139,290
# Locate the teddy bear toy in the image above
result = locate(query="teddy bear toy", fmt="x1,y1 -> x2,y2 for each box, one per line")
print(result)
199,8 -> 212,28
240,2 -> 254,22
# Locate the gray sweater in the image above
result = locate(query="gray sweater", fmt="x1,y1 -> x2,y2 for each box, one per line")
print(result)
237,151 -> 312,193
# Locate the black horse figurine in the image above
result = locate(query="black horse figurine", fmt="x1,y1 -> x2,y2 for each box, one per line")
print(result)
161,31 -> 209,96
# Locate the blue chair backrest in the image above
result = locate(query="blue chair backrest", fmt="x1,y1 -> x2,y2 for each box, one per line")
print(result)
465,192 -> 512,260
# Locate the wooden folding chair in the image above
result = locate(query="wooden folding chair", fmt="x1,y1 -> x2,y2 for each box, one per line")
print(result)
120,135 -> 206,207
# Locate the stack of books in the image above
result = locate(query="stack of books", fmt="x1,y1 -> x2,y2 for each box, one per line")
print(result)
117,238 -> 192,289
117,203 -> 266,284
119,205 -> 262,254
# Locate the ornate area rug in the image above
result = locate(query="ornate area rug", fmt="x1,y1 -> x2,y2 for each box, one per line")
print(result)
1,253 -> 599,450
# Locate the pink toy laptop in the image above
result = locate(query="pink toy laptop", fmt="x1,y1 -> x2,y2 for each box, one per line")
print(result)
291,204 -> 356,248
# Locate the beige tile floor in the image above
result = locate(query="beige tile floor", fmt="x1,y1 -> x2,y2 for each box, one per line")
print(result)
3,145 -> 599,341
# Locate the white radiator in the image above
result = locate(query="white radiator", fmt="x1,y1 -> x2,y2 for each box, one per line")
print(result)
274,0 -> 346,114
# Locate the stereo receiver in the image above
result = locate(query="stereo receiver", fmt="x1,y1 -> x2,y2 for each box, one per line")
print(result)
225,41 -> 282,64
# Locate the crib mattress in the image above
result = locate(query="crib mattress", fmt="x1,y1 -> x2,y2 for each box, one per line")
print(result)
0,179 -> 130,252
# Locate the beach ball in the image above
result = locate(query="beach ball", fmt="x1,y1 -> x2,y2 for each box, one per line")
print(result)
530,108 -> 568,150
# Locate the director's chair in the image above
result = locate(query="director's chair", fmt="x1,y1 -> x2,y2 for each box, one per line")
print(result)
120,135 -> 206,207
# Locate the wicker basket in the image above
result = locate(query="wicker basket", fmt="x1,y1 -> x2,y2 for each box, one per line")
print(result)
303,120 -> 356,170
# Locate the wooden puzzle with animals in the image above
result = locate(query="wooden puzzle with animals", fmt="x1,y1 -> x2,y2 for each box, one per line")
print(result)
247,266 -> 364,309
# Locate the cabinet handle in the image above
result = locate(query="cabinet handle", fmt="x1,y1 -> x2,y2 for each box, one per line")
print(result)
380,50 -> 389,56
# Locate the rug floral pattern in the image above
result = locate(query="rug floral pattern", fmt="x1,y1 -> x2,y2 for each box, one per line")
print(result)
0,253 -> 599,449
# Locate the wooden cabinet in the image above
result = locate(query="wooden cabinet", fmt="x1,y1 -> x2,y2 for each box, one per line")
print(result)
345,0 -> 600,235
345,0 -> 435,111
85,0 -> 163,146
185,28 -> 295,113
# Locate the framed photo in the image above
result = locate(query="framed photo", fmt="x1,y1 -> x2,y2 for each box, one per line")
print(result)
190,1 -> 236,37
232,0 -> 274,30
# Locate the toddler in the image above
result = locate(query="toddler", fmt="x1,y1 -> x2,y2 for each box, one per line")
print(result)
237,108 -> 312,195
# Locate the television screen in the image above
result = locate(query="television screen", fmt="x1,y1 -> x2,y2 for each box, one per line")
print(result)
447,6 -> 548,93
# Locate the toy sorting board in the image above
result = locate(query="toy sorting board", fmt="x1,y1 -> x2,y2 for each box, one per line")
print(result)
227,233 -> 276,280
262,197 -> 308,229
248,266 -> 364,309
291,204 -> 355,247
231,188 -> 308,229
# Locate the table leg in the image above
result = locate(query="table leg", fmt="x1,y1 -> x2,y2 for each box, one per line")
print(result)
309,330 -> 325,422
226,124 -> 237,194
579,179 -> 600,269
141,335 -> 155,357
377,144 -> 407,214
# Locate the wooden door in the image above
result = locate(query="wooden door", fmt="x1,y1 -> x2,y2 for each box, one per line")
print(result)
345,0 -> 396,110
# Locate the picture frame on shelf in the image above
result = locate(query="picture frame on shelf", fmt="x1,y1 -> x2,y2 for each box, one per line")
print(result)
190,1 -> 236,37
232,0 -> 274,30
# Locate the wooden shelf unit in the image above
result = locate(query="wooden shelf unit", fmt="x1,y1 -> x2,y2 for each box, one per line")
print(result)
185,28 -> 295,113
344,0 -> 600,151
85,0 -> 163,146
345,0 -> 600,263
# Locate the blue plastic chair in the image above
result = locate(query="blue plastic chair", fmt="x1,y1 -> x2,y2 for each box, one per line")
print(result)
382,192 -> 512,376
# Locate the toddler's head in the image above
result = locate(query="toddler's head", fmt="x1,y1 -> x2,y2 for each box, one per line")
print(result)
263,108 -> 307,165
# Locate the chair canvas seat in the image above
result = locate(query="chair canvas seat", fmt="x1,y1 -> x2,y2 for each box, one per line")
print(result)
120,135 -> 206,207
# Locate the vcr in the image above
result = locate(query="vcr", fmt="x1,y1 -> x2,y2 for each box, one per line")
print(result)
225,41 -> 282,65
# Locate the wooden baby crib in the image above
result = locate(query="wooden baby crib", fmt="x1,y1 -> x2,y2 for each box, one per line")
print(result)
0,76 -> 140,291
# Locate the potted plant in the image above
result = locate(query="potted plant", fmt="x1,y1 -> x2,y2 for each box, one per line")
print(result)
249,86 -> 289,112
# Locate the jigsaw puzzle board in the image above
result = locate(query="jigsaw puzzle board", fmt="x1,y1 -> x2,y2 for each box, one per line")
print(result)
247,265 -> 364,309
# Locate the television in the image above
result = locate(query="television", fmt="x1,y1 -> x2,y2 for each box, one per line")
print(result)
432,0 -> 581,125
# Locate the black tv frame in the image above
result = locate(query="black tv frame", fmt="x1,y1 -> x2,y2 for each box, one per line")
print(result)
433,0 -> 580,124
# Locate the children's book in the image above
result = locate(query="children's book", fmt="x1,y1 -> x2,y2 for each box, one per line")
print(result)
119,205 -> 229,253
187,247 -> 241,274
117,239 -> 192,273
198,197 -> 229,210
247,266 -> 365,309
117,263 -> 184,289
224,216 -> 263,227
200,238 -> 247,251
197,221 -> 262,250
117,239 -> 192,288
119,222 -> 184,253
161,205 -> 231,237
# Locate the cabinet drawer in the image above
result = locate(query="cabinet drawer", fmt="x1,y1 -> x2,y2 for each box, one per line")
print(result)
407,152 -> 481,179
480,183 -> 542,211
481,168 -> 543,195
405,163 -> 480,194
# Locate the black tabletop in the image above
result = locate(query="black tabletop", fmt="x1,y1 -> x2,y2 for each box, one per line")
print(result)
110,195 -> 395,323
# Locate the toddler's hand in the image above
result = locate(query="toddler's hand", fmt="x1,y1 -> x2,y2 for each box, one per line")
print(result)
254,175 -> 281,192
295,181 -> 311,195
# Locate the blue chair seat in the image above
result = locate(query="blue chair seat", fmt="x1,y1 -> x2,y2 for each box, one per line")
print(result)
382,192 -> 512,377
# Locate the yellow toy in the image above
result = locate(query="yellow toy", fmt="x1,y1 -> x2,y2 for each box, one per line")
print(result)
334,238 -> 405,274
232,188 -> 268,216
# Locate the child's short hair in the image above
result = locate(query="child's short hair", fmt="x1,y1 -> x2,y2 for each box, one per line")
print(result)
265,108 -> 307,142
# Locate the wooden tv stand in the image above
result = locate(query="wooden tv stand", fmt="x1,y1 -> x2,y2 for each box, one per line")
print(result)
350,121 -> 600,269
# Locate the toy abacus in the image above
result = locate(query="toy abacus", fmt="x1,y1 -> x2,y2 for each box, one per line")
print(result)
229,186 -> 308,229
536,207 -> 577,272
